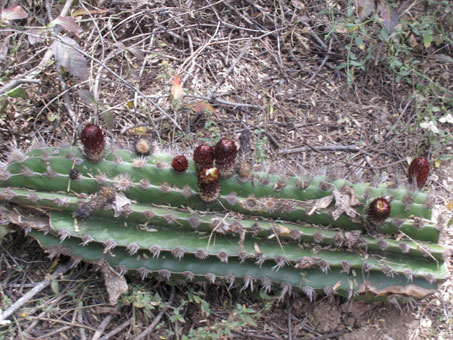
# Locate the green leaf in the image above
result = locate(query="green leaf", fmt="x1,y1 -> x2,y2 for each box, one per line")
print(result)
50,279 -> 59,294
77,89 -> 96,105
423,31 -> 433,48
354,36 -> 365,50
7,87 -> 28,99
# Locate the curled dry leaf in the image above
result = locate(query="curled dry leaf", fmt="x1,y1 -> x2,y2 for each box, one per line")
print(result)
307,195 -> 334,216
99,261 -> 129,305
332,188 -> 359,220
171,74 -> 185,100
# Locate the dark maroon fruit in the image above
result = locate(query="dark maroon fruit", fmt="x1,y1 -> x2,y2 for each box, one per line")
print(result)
368,197 -> 391,222
172,155 -> 188,172
81,124 -> 105,162
408,157 -> 429,188
214,138 -> 237,178
193,144 -> 215,172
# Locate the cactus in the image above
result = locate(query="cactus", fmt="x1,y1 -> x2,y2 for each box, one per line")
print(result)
0,145 -> 448,300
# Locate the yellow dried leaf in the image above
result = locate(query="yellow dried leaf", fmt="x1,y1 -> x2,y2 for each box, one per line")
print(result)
447,200 -> 453,211
435,159 -> 442,168
127,127 -> 148,135
126,101 -> 134,109
171,74 -> 185,100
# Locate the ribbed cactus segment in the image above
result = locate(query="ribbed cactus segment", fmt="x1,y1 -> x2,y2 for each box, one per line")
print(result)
0,188 -> 445,260
30,231 -> 441,299
0,145 -> 448,300
4,146 -> 430,203
45,211 -> 447,280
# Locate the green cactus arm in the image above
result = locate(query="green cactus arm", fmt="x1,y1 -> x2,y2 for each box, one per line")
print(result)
29,231 -> 441,299
0,187 -> 445,259
7,147 -> 430,205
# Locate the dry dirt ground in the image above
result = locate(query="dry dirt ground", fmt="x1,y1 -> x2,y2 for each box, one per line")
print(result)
1,1 -> 453,339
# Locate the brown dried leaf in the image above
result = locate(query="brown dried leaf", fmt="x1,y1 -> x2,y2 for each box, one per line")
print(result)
307,195 -> 334,216
100,262 -> 128,305
377,0 -> 399,33
171,74 -> 185,100
332,188 -> 359,220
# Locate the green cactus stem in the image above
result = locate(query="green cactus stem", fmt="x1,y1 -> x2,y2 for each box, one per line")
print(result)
30,231 -> 443,300
3,146 -> 431,205
0,188 -> 445,260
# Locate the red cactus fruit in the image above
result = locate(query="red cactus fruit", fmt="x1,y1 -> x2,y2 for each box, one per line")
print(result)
81,124 -> 105,162
214,138 -> 238,178
408,157 -> 429,188
368,197 -> 391,223
172,155 -> 188,172
197,167 -> 220,202
193,144 -> 215,172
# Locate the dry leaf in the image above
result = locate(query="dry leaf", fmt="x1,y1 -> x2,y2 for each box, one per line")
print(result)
191,100 -> 215,114
127,126 -> 149,135
447,200 -> 453,211
307,195 -> 334,216
51,35 -> 88,80
72,8 -> 109,17
332,188 -> 359,220
171,74 -> 185,100
113,192 -> 132,217
100,262 -> 129,305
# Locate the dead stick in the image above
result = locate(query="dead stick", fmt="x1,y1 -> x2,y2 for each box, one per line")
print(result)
97,319 -> 132,340
210,39 -> 252,95
0,262 -> 72,323
279,145 -> 360,155
92,315 -> 113,340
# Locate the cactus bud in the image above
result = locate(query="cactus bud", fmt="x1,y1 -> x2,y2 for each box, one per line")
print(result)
81,124 -> 105,162
171,155 -> 188,172
197,167 -> 220,202
193,144 -> 215,172
408,157 -> 429,188
368,197 -> 391,223
134,138 -> 153,155
214,138 -> 238,178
